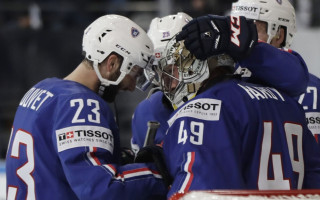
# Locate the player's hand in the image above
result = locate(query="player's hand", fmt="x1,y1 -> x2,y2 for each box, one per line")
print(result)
176,15 -> 257,61
120,147 -> 135,165
135,145 -> 173,188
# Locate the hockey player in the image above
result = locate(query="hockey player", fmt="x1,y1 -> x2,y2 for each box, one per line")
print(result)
158,36 -> 320,198
232,0 -> 320,145
5,15 -> 167,200
131,10 -> 309,154
131,12 -> 192,154
180,0 -> 320,144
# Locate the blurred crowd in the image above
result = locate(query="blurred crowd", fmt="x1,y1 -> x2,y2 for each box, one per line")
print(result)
0,0 -> 319,159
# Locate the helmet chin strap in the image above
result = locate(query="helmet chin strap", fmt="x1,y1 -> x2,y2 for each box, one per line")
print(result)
94,58 -> 121,103
93,61 -> 110,87
93,59 -> 126,87
266,23 -> 280,45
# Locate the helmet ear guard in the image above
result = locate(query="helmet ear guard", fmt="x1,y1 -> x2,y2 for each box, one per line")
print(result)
231,0 -> 296,48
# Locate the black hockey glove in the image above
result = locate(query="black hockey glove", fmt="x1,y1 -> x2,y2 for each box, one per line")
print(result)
135,145 -> 173,188
176,15 -> 257,61
120,147 -> 135,165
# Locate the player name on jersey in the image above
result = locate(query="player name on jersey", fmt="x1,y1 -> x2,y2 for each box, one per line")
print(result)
238,84 -> 285,101
19,87 -> 54,111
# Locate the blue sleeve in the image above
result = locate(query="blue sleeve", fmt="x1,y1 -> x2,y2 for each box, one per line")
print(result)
131,91 -> 172,153
238,42 -> 309,97
57,148 -> 167,199
54,94 -> 167,199
131,101 -> 149,153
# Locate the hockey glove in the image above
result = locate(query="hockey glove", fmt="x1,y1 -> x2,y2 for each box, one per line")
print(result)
135,145 -> 173,188
176,15 -> 257,61
120,147 -> 135,165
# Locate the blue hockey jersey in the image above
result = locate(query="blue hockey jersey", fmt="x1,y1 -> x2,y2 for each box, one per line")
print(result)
131,91 -> 172,153
297,73 -> 320,144
131,42 -> 309,152
238,42 -> 309,97
163,79 -> 320,198
6,78 -> 167,200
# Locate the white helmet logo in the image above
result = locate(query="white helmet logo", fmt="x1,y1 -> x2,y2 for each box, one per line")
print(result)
131,27 -> 140,37
163,31 -> 170,38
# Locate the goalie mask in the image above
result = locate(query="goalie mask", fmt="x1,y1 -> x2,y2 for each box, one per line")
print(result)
231,0 -> 296,48
158,37 -> 209,109
82,14 -> 154,95
141,12 -> 192,90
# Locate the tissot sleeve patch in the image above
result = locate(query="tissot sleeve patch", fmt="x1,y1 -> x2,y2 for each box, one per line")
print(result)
55,125 -> 114,153
168,98 -> 222,127
305,112 -> 320,135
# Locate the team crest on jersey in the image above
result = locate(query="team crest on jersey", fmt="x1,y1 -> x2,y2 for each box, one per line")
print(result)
131,27 -> 140,38
163,31 -> 170,38
276,0 -> 282,4
56,125 -> 114,153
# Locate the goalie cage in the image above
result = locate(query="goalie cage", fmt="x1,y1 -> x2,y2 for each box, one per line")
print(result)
170,189 -> 320,200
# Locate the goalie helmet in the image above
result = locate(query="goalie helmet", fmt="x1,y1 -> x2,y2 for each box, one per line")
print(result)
82,14 -> 154,90
158,37 -> 209,109
143,12 -> 192,89
148,12 -> 192,62
231,0 -> 296,48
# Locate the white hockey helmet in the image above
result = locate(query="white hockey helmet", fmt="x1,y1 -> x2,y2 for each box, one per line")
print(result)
148,12 -> 192,62
143,12 -> 192,88
158,37 -> 209,109
82,14 -> 154,90
231,0 -> 296,48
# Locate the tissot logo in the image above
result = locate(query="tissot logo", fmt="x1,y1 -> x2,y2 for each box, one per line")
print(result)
168,98 -> 222,126
232,5 -> 258,12
306,116 -> 320,124
58,129 -> 113,141
66,131 -> 74,139
183,102 -> 220,111
56,125 -> 114,153
59,133 -> 66,141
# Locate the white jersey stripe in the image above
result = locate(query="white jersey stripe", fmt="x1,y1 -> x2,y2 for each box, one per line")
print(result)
115,168 -> 162,180
103,164 -> 116,175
